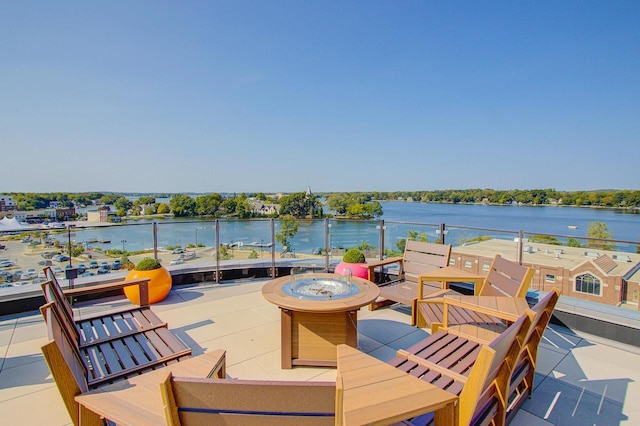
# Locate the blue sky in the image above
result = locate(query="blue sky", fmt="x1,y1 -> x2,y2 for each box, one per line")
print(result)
1,1 -> 638,193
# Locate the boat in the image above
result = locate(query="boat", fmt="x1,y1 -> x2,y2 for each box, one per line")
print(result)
568,225 -> 578,229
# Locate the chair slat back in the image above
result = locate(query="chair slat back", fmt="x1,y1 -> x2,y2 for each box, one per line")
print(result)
478,255 -> 533,298
518,289 -> 560,368
161,373 -> 336,425
40,302 -> 88,392
41,280 -> 81,343
402,240 -> 452,283
459,311 -> 532,426
43,267 -> 75,322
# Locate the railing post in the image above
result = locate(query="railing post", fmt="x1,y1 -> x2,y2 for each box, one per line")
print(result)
153,221 -> 158,261
271,219 -> 276,279
439,223 -> 446,245
516,229 -> 524,265
324,218 -> 330,272
215,219 -> 220,284
378,219 -> 385,260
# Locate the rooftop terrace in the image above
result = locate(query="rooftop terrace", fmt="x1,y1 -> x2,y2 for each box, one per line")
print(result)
2,277 -> 640,425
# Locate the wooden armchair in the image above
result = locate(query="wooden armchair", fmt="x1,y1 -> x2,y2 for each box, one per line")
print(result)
416,255 -> 534,331
367,240 -> 451,321
40,300 -> 195,425
160,374 -> 336,425
438,288 -> 561,424
389,311 -> 533,426
42,266 -> 163,347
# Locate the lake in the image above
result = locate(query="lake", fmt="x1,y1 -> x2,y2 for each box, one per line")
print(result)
65,202 -> 640,255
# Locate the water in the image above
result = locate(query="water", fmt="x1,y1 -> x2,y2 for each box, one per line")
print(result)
55,202 -> 640,255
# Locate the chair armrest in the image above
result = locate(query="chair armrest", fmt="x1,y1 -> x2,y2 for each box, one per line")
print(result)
441,296 -> 526,322
367,257 -> 403,282
63,278 -> 151,307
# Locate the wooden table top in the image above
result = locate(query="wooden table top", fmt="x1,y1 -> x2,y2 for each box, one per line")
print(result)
262,273 -> 380,313
75,350 -> 226,426
418,266 -> 486,283
336,345 -> 458,426
443,295 -> 530,321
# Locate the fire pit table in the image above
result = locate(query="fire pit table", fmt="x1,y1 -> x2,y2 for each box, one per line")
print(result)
262,273 -> 380,369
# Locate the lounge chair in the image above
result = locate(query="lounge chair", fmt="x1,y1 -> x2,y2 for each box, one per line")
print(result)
367,240 -> 452,324
40,300 -> 198,426
416,255 -> 534,331
42,266 -> 164,347
439,288 -> 561,423
389,311 -> 533,426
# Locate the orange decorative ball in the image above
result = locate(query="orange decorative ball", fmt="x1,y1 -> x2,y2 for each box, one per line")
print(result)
124,266 -> 172,305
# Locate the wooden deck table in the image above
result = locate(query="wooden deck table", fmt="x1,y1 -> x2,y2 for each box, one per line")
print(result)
262,273 -> 379,369
74,350 -> 226,426
336,344 -> 458,426
417,266 -> 486,299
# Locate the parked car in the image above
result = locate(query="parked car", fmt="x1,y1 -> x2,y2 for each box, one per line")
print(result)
21,269 -> 37,280
172,248 -> 184,254
0,283 -> 13,289
89,261 -> 99,269
41,251 -> 60,259
111,260 -> 122,270
81,271 -> 95,277
0,260 -> 14,268
77,264 -> 87,274
32,277 -> 47,285
52,266 -> 64,276
170,258 -> 184,265
97,266 -> 110,275
100,261 -> 111,270
38,259 -> 53,266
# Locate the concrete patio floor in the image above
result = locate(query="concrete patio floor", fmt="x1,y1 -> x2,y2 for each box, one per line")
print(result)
1,278 -> 639,425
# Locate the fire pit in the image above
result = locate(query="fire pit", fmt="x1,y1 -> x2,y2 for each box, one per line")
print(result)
283,276 -> 360,300
262,273 -> 379,369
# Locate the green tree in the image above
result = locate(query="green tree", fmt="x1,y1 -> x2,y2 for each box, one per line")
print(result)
196,193 -> 223,216
279,192 -> 315,217
156,203 -> 170,214
567,238 -> 582,248
529,235 -> 561,245
169,194 -> 196,217
586,221 -> 614,250
276,215 -> 299,251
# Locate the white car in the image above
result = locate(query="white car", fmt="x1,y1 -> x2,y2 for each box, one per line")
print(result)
170,258 -> 184,265
0,260 -> 14,268
52,266 -> 64,276
20,269 -> 38,280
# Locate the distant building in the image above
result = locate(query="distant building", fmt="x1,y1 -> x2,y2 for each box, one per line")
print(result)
450,239 -> 640,309
250,201 -> 279,216
0,195 -> 17,212
87,209 -> 110,223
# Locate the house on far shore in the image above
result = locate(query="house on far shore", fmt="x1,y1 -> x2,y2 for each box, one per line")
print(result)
450,239 -> 640,310
250,201 -> 279,216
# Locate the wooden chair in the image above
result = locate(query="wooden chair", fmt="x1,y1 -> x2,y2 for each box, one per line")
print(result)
160,374 -> 336,425
388,311 -> 533,426
438,289 -> 561,424
42,266 -> 164,347
367,240 -> 452,323
416,255 -> 534,330
40,301 -> 196,425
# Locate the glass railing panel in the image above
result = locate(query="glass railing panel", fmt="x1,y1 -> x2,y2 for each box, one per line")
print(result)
216,219 -> 274,260
383,221 -> 441,258
327,219 -> 380,262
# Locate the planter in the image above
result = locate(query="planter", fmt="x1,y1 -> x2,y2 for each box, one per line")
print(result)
124,266 -> 172,305
334,262 -> 369,280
